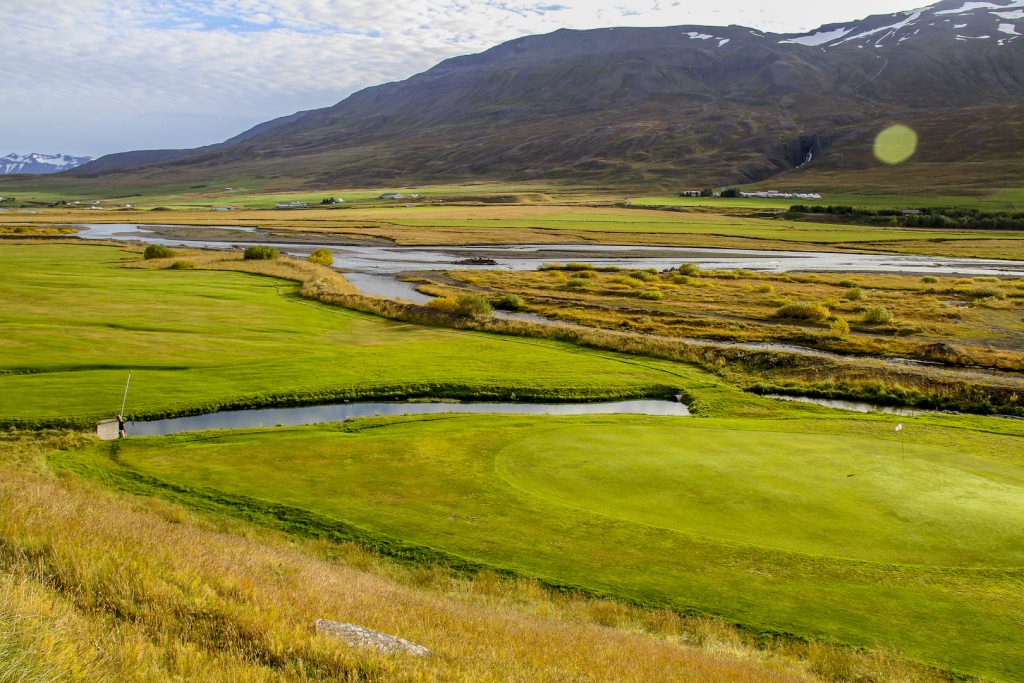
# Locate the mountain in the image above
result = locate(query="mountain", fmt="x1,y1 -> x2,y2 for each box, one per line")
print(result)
70,0 -> 1024,190
2,152 -> 93,175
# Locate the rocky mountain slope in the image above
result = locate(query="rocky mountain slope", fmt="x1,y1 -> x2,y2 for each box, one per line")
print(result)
2,153 -> 93,175
71,0 -> 1024,189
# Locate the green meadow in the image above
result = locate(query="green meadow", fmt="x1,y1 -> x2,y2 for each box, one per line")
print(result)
61,412 -> 1024,681
5,240 -> 1024,680
0,243 -> 697,425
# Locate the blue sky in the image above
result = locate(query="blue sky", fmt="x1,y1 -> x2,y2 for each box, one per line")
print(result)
1,1 -> 927,158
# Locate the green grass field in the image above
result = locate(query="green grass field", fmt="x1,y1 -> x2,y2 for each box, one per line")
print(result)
7,240 -> 1024,680
60,412 -> 1024,681
0,243 -> 704,425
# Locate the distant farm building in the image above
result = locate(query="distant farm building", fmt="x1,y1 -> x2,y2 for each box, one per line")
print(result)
379,192 -> 403,200
739,190 -> 822,200
275,201 -> 308,209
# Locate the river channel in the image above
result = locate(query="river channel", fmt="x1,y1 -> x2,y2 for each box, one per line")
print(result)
74,223 -> 1024,301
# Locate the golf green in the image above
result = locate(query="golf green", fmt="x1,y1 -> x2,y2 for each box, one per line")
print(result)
496,424 -> 1024,565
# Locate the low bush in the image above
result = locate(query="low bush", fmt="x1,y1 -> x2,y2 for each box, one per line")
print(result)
820,296 -> 842,308
427,294 -> 493,318
775,302 -> 830,321
753,284 -> 774,294
672,275 -> 691,285
844,287 -> 864,301
611,276 -> 644,287
143,244 -> 175,260
564,262 -> 595,271
678,263 -> 701,277
967,285 -> 1004,300
565,278 -> 588,289
830,317 -> 850,338
574,270 -> 599,279
243,245 -> 279,261
493,293 -> 526,311
308,248 -> 333,266
168,260 -> 195,270
861,306 -> 894,324
637,290 -> 664,301
920,276 -> 939,284
629,270 -> 656,282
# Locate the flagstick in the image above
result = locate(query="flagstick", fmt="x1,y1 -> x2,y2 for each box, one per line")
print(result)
119,371 -> 132,417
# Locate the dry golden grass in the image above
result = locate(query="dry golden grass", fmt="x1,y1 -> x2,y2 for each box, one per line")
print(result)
127,246 -> 360,296
439,267 -> 1024,371
0,431 -> 954,683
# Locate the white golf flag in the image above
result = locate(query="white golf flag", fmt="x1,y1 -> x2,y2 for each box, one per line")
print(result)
895,423 -> 903,432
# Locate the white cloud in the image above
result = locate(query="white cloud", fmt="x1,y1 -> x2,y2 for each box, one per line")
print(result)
0,0 -> 927,156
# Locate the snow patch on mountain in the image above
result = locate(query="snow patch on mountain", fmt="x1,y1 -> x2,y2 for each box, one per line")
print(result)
1,153 -> 93,175
786,26 -> 854,46
936,0 -> 1024,13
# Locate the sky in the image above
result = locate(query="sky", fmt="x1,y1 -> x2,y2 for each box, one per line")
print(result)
1,0 -> 930,158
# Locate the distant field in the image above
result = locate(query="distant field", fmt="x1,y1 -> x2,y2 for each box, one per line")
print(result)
629,193 -> 1024,211
63,412 -> 1024,681
4,200 -> 1024,258
0,243 -> 702,425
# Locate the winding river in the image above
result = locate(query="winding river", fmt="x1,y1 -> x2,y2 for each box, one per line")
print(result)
74,223 -> 1024,301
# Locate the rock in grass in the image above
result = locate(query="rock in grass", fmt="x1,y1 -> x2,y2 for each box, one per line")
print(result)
315,619 -> 431,657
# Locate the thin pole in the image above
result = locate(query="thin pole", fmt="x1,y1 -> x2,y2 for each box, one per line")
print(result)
119,371 -> 132,416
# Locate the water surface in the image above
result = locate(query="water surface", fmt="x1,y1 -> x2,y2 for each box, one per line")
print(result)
128,399 -> 691,436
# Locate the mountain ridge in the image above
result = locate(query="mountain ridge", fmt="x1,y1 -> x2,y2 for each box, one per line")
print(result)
2,152 -> 93,175
69,0 -> 1024,189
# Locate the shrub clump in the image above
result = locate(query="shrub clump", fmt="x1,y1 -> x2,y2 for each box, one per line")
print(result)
637,290 -> 664,301
967,285 -> 1004,300
753,284 -> 774,294
427,294 -> 492,318
565,278 -> 589,289
243,245 -> 279,260
493,293 -> 526,311
844,287 -> 864,301
143,244 -> 175,260
308,248 -> 333,266
775,302 -> 831,321
830,317 -> 850,338
610,276 -> 644,288
678,263 -> 701,277
861,306 -> 894,324
921,276 -> 939,284
168,260 -> 195,270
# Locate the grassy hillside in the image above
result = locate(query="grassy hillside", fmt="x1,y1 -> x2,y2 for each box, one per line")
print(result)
58,412 -> 1024,681
3,431 -> 836,682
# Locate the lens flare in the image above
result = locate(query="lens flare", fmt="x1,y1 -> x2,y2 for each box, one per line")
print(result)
873,124 -> 918,165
